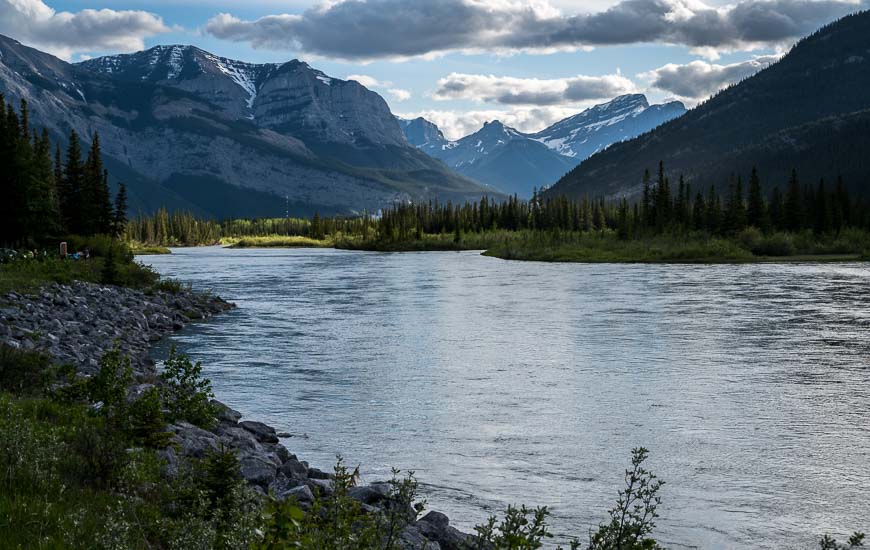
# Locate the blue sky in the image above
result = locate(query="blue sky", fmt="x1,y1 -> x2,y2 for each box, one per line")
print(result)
3,0 -> 864,138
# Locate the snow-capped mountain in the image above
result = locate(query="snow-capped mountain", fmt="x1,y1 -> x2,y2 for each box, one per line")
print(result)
398,120 -> 574,197
396,117 -> 452,156
399,95 -> 685,198
530,94 -> 686,160
0,36 -> 492,217
78,45 -> 408,148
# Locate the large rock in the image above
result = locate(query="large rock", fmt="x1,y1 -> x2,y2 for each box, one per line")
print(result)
170,422 -> 220,459
239,453 -> 278,487
239,420 -> 279,443
415,511 -> 470,550
348,483 -> 391,505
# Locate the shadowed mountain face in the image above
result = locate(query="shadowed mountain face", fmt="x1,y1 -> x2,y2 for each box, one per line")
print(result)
0,37 -> 496,218
548,11 -> 870,201
399,95 -> 685,198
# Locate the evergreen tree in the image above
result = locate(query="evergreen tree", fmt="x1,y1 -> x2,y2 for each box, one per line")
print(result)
784,169 -> 803,232
814,179 -> 831,235
746,167 -> 768,231
60,130 -> 85,234
113,183 -> 128,237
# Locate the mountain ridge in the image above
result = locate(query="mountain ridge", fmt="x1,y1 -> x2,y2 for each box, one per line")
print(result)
400,95 -> 685,197
0,35 -> 497,218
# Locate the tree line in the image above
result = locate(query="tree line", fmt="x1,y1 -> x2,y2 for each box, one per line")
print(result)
123,163 -> 868,247
0,96 -> 127,248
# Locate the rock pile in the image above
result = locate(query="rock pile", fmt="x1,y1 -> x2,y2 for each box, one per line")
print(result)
0,280 -> 470,549
0,281 -> 233,378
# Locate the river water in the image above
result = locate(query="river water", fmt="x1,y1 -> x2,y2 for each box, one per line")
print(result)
142,246 -> 870,549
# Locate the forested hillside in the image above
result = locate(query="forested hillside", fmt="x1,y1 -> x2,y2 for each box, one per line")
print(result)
549,10 -> 870,201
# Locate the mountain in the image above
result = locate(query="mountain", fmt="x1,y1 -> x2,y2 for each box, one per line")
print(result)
425,121 -> 576,197
529,94 -> 686,160
396,117 -> 452,157
0,37 -> 496,218
400,95 -> 685,198
548,11 -> 870,200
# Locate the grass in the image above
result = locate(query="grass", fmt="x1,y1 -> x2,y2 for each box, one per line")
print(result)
131,245 -> 172,255
0,258 -> 103,294
221,235 -> 332,248
336,228 -> 870,264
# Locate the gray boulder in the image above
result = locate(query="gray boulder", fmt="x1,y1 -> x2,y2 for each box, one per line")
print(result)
239,453 -> 278,487
239,420 -> 279,443
416,511 -> 470,550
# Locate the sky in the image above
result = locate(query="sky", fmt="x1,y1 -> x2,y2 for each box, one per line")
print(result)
1,0 -> 866,139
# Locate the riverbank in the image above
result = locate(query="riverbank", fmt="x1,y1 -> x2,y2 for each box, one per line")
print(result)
0,278 -> 469,549
151,229 -> 870,264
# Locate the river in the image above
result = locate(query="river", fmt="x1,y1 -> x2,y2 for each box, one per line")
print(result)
141,246 -> 870,549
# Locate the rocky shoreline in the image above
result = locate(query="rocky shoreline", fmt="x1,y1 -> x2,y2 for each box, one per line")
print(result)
0,281 -> 467,549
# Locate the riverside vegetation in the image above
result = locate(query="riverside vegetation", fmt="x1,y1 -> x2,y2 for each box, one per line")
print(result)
125,163 -> 870,263
1,73 -> 867,549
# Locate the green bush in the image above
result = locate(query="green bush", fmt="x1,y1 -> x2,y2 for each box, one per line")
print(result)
751,232 -> 796,256
257,457 -> 423,550
820,532 -> 865,549
128,386 -> 173,449
0,345 -> 59,395
159,347 -> 217,429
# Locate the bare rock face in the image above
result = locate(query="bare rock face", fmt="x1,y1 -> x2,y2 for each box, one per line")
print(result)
0,35 -> 491,218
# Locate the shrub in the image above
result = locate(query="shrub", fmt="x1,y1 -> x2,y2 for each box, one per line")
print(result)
737,227 -> 763,251
127,386 -> 172,449
467,505 -> 554,549
751,233 -> 796,256
86,347 -> 133,422
0,345 -> 58,395
587,447 -> 664,550
820,532 -> 865,549
159,347 -> 217,429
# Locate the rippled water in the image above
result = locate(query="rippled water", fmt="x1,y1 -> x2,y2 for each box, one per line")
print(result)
142,247 -> 870,549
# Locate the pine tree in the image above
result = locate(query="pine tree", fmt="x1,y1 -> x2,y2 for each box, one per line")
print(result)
746,167 -> 768,231
61,130 -> 85,234
814,179 -> 831,235
113,183 -> 128,237
784,169 -> 803,232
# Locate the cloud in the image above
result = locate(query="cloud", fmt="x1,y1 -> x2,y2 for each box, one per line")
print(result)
346,74 -> 410,101
396,106 -> 581,140
0,0 -> 169,60
433,72 -> 637,106
388,88 -> 412,101
204,0 -> 864,61
641,54 -> 781,102
345,74 -> 391,88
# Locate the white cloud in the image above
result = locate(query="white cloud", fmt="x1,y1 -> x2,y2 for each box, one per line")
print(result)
387,88 -> 411,101
0,0 -> 169,60
204,0 -> 865,61
433,72 -> 637,106
640,54 -> 782,103
345,74 -> 391,88
396,106 -> 582,140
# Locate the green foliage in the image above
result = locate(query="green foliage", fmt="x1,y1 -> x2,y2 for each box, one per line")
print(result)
159,347 -> 217,428
0,344 -> 58,395
257,457 -> 423,550
820,532 -> 865,549
86,347 -> 134,421
467,505 -> 554,550
586,448 -> 664,550
128,386 -> 172,448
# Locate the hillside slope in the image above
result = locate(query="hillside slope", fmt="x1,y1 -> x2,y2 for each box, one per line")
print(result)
547,11 -> 870,200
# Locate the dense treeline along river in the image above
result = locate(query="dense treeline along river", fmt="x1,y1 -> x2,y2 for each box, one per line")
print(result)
143,247 -> 870,549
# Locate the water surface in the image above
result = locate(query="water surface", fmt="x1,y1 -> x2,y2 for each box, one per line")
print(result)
143,247 -> 870,549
